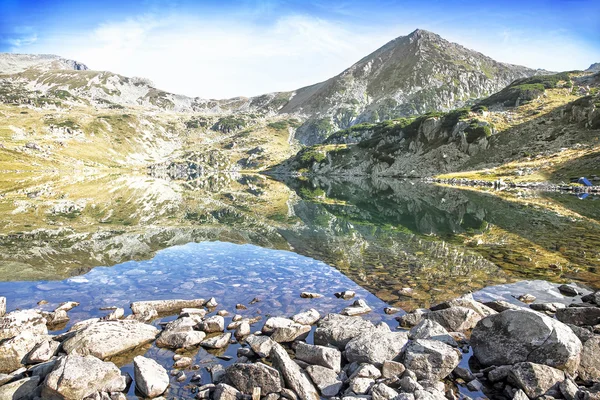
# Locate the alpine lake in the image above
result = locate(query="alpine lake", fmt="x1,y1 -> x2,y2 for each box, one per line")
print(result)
1,169 -> 599,398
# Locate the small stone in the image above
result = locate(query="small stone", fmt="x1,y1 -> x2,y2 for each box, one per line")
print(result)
201,316 -> 225,333
295,342 -> 342,372
350,364 -> 381,379
382,360 -> 405,379
384,307 -> 401,315
55,301 -> 80,312
409,319 -> 457,347
206,298 -> 218,308
452,366 -> 474,382
213,383 -> 241,400
217,310 -> 229,317
558,284 -> 582,296
176,371 -> 186,382
401,339 -> 460,381
467,379 -> 484,391
301,292 -> 323,299
236,304 -> 247,310
104,308 -> 124,321
334,291 -> 355,300
235,322 -> 251,340
348,377 -> 374,395
201,333 -> 231,349
292,309 -> 321,325
516,294 -> 536,303
371,382 -> 399,400
341,299 -> 372,316
246,334 -> 276,358
174,356 -> 193,369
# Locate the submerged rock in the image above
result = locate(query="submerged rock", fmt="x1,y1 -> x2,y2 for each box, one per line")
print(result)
42,354 -> 127,399
471,309 -> 582,374
134,355 -> 169,398
62,320 -> 159,359
131,299 -> 206,315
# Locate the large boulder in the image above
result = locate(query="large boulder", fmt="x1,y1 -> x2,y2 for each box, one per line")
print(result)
556,307 -> 600,327
471,310 -> 582,374
62,320 -> 158,359
130,298 -> 206,315
579,337 -> 600,382
345,331 -> 409,367
133,355 -> 169,398
42,354 -> 127,399
507,362 -> 565,398
270,343 -> 319,400
0,309 -> 48,341
402,339 -> 460,381
423,307 -> 481,331
314,314 -> 375,350
295,342 -> 341,372
225,363 -> 282,395
0,331 -> 48,373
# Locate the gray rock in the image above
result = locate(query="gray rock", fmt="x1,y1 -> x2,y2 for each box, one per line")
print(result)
471,310 -> 582,374
301,292 -> 323,299
345,331 -> 409,367
371,383 -> 398,400
0,331 -> 48,373
530,303 -> 566,313
209,364 -> 226,383
423,307 -> 481,331
578,336 -> 600,382
130,299 -> 206,315
0,367 -> 26,385
246,334 -> 276,358
381,360 -> 405,379
28,359 -> 58,379
414,388 -> 446,400
0,376 -> 40,400
314,314 -> 376,350
42,354 -> 127,399
397,309 -> 430,328
281,388 -> 298,400
235,322 -> 251,340
483,301 -> 522,313
263,317 -> 297,334
292,309 -> 321,326
305,365 -> 342,397
226,363 -> 282,395
0,309 -> 48,341
558,285 -> 582,296
513,389 -> 530,400
270,342 -> 319,400
213,383 -> 241,400
487,365 -> 512,383
560,377 -> 580,400
156,330 -> 206,349
295,342 -> 341,372
201,333 -> 232,349
466,379 -> 483,391
180,308 -> 207,318
556,307 -> 600,327
201,316 -> 225,333
348,377 -> 374,395
409,319 -> 457,347
401,339 -> 460,381
349,364 -> 381,379
0,296 -> 5,317
206,297 -> 218,308
25,338 -> 60,363
270,323 -> 311,343
133,356 -> 169,398
431,294 -> 496,317
452,366 -> 474,382
507,362 -> 565,399
55,301 -> 79,312
341,300 -> 372,316
399,375 -> 423,393
335,291 -> 356,300
567,324 -> 594,343
62,320 -> 158,359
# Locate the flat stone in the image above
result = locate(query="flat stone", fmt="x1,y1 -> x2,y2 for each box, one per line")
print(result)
226,362 -> 282,395
292,309 -> 321,326
401,339 -> 460,381
345,331 -> 409,367
157,330 -> 206,349
62,320 -> 158,359
134,355 -> 169,398
263,317 -> 296,334
42,354 -> 127,399
271,342 -> 319,400
382,360 -> 405,379
314,314 -> 376,350
483,301 -> 521,313
556,307 -> 600,326
300,292 -> 323,299
507,362 -> 565,399
131,299 -> 206,315
55,301 -> 80,312
409,319 -> 457,347
201,333 -> 231,349
180,308 -> 207,318
0,376 -> 40,400
295,342 -> 341,372
423,307 -> 481,331
530,303 -> 566,313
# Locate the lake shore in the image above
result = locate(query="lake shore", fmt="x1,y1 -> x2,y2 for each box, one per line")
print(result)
1,280 -> 599,400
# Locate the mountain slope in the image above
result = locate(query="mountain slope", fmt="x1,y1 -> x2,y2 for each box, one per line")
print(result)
281,29 -> 541,145
0,54 -> 88,74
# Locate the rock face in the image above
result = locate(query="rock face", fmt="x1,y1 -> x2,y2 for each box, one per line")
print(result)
579,337 -> 600,382
42,354 -> 127,399
270,343 -> 319,400
314,314 -> 375,349
345,330 -> 409,367
507,362 -> 565,398
402,339 -> 460,381
131,299 -> 206,315
134,355 -> 169,398
62,320 -> 159,359
471,310 -> 582,374
225,363 -> 282,395
295,342 -> 342,372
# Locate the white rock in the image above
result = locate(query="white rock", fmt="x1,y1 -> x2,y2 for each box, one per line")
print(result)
134,355 -> 169,398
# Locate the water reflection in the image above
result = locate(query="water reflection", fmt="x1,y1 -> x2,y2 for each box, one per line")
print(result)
1,171 -> 599,310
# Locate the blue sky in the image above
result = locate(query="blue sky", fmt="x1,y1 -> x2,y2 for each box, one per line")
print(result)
1,0 -> 599,98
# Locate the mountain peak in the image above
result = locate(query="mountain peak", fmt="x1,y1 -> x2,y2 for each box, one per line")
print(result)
408,28 -> 437,38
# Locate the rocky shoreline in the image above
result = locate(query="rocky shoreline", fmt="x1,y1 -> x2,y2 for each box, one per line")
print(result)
0,284 -> 599,400
425,177 -> 600,193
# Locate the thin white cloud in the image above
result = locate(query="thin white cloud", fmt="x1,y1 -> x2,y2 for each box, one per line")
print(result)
15,12 -> 600,99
